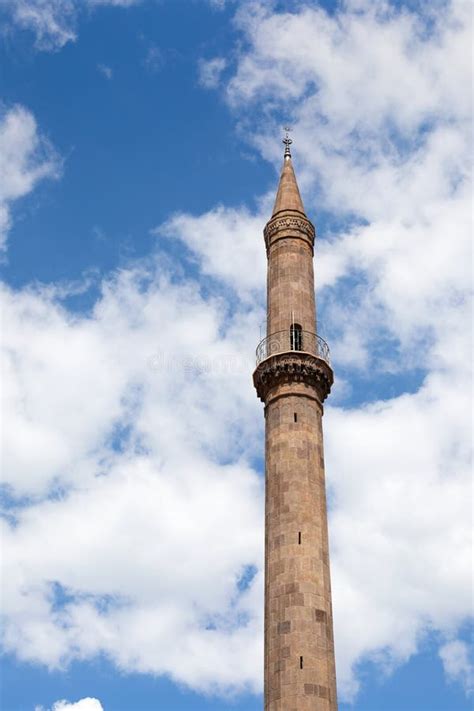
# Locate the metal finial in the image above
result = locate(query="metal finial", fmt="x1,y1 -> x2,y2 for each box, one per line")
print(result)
283,126 -> 292,158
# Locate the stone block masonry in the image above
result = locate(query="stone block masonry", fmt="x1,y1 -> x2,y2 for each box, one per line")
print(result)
253,144 -> 337,711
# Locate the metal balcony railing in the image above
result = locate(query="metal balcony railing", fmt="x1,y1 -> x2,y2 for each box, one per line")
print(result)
256,330 -> 331,366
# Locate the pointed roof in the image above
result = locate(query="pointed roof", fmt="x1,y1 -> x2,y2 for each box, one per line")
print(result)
272,154 -> 306,216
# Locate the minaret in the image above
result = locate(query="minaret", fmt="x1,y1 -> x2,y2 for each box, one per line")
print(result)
254,131 -> 337,711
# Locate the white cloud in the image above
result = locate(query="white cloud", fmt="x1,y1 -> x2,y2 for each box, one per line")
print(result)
198,57 -> 227,89
1,259 -> 264,694
0,105 -> 60,251
88,0 -> 139,6
228,0 -> 471,130
167,0 -> 473,699
195,0 -> 471,377
150,180 -> 471,702
158,204 -> 267,298
3,0 -> 77,50
97,63 -> 113,79
1,0 -> 141,50
207,0 -> 227,9
1,261 -> 261,496
0,0 -> 472,705
36,698 -> 104,711
326,366 -> 471,699
439,640 -> 474,696
2,200 -> 470,703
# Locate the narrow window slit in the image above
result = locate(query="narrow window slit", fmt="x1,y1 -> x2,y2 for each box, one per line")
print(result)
290,323 -> 303,351
294,412 -> 298,423
298,532 -> 302,545
300,656 -> 304,669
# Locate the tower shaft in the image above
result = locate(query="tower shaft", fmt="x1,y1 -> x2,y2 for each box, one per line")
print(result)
254,151 -> 337,711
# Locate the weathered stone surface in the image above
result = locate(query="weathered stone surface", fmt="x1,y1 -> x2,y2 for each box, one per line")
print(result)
272,156 -> 307,216
256,154 -> 338,711
264,209 -> 315,254
253,352 -> 333,404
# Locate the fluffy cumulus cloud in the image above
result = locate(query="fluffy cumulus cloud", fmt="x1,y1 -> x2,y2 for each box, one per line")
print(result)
1,97 -> 265,693
1,0 -> 472,706
159,205 -> 267,297
439,640 -> 474,696
326,374 -> 471,698
36,698 -> 104,711
0,105 -> 60,251
1,260 -> 264,693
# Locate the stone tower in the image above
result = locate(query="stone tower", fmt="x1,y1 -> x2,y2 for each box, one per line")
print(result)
253,134 -> 337,711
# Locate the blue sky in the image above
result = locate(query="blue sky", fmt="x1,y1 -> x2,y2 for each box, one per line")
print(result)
0,1 -> 472,711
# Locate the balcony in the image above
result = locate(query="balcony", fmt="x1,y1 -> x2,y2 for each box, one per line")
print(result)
256,330 -> 331,366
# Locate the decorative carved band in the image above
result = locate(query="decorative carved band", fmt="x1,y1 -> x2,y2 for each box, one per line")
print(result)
253,351 -> 333,404
264,211 -> 315,250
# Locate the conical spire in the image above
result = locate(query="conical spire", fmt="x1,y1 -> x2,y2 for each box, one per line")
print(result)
272,129 -> 306,216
